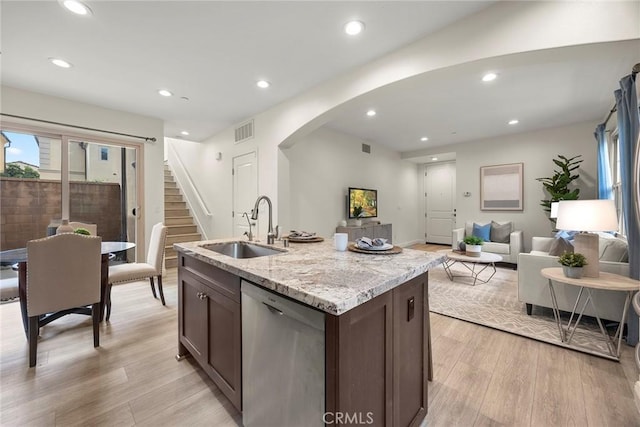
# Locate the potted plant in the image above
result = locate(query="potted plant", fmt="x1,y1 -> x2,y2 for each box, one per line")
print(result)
536,154 -> 583,225
352,205 -> 363,226
463,235 -> 484,257
74,227 -> 91,236
557,252 -> 587,279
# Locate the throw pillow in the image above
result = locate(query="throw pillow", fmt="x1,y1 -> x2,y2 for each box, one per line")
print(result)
472,223 -> 491,242
555,230 -> 577,241
490,221 -> 511,243
599,238 -> 629,262
548,237 -> 574,256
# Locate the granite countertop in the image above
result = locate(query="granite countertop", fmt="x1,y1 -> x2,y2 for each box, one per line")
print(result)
174,239 -> 445,315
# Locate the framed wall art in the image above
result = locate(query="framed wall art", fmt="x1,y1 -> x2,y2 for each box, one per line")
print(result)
480,163 -> 523,211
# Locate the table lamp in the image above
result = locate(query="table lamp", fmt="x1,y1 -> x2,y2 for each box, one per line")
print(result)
550,202 -> 559,219
555,199 -> 618,278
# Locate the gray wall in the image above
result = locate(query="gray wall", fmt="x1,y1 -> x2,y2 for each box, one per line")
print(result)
420,120 -> 599,251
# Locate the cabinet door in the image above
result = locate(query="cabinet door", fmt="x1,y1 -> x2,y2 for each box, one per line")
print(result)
205,288 -> 242,411
327,290 -> 393,426
178,270 -> 208,365
393,273 -> 427,426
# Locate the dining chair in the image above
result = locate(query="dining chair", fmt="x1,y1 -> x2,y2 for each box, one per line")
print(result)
26,233 -> 102,367
68,221 -> 98,235
106,222 -> 168,321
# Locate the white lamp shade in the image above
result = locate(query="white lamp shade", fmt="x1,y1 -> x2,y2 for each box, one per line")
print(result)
550,202 -> 559,219
555,199 -> 618,232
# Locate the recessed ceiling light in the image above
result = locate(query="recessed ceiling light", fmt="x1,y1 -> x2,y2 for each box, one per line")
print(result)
366,110 -> 376,117
420,137 -> 429,142
180,131 -> 190,136
158,89 -> 173,97
482,72 -> 497,82
344,20 -> 365,36
49,58 -> 72,68
431,157 -> 438,161
256,80 -> 271,89
61,0 -> 92,16
508,119 -> 519,125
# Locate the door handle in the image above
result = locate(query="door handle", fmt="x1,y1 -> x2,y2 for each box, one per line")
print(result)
407,296 -> 415,321
263,302 -> 284,315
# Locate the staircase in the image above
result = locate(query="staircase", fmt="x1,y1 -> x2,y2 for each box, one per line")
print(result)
164,164 -> 202,268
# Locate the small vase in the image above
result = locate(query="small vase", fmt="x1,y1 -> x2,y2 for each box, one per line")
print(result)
562,266 -> 583,279
354,219 -> 362,227
56,219 -> 74,234
465,244 -> 482,257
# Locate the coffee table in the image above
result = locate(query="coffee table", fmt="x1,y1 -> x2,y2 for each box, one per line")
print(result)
440,250 -> 502,286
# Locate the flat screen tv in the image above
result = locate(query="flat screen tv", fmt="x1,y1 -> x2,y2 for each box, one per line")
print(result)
348,187 -> 378,219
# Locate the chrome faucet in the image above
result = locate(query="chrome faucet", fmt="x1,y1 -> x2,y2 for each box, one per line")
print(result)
251,195 -> 276,244
242,212 -> 253,241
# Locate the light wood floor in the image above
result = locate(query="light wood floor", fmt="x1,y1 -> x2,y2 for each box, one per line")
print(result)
1,264 -> 638,426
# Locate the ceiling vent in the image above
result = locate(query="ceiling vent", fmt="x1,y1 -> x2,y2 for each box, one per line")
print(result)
235,119 -> 254,143
362,143 -> 371,154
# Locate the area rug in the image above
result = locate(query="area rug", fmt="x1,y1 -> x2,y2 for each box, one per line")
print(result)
428,262 -> 617,359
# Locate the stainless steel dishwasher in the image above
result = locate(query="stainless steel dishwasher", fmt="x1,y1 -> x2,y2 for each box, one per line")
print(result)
241,280 -> 325,427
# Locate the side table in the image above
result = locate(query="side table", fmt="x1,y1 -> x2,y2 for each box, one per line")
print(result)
541,267 -> 638,360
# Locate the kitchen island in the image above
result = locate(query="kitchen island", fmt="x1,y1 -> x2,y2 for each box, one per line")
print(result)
174,239 -> 444,427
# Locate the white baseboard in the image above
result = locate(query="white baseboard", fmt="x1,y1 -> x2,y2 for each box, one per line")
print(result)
398,239 -> 424,248
635,381 -> 640,414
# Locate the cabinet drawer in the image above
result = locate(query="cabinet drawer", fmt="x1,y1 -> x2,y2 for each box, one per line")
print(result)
179,255 -> 241,302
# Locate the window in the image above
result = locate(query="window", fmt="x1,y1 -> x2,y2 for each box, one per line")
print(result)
0,123 -> 141,256
608,131 -> 625,235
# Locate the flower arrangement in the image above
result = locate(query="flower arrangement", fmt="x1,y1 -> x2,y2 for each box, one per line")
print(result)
557,252 -> 587,267
352,205 -> 363,218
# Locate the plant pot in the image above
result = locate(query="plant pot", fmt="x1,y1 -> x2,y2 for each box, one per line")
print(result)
56,219 -> 74,234
465,244 -> 482,257
354,219 -> 362,227
562,266 -> 583,279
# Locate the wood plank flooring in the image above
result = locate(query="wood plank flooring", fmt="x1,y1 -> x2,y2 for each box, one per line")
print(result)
1,263 -> 638,426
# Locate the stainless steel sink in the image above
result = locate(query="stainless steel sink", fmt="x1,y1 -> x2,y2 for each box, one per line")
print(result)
200,241 -> 285,259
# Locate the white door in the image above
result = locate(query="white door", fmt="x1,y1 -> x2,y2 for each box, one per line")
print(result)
232,151 -> 258,238
424,162 -> 456,244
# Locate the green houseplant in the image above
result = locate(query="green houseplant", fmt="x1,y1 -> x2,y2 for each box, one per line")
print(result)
557,252 -> 587,279
73,227 -> 91,236
352,205 -> 363,226
463,235 -> 484,257
536,154 -> 583,224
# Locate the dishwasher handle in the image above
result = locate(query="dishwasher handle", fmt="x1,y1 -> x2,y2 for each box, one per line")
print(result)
263,302 -> 284,315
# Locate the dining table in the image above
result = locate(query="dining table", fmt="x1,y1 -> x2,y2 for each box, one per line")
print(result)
0,241 -> 136,333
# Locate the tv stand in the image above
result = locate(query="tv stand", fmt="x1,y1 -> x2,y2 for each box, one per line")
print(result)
336,223 -> 392,243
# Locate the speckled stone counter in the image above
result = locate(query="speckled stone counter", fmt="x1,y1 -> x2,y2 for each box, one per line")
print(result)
174,239 -> 444,315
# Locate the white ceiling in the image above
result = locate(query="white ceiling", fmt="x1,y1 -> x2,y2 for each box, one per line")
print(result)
326,40 -> 640,154
1,1 -> 638,157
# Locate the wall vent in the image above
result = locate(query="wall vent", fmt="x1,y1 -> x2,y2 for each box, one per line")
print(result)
235,120 -> 254,143
362,143 -> 371,154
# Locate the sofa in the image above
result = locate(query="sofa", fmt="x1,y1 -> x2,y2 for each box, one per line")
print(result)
518,234 -> 630,322
452,220 -> 524,265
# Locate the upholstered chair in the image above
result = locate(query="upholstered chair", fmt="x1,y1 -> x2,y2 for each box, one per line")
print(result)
26,233 -> 102,367
106,222 -> 168,321
68,221 -> 98,235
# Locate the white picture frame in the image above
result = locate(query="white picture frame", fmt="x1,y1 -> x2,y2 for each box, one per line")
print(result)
480,163 -> 524,211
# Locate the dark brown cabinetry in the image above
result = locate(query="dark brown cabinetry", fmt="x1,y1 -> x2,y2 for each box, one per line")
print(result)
325,272 -> 428,426
177,251 -> 430,426
177,254 -> 242,412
